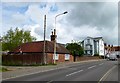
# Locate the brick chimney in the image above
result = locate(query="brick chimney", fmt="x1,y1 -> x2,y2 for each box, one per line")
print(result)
50,29 -> 57,41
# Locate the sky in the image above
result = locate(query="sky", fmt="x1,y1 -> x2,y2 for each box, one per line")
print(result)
1,0 -> 119,45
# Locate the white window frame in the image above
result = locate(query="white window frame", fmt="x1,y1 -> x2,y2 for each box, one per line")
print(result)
65,54 -> 70,60
53,54 -> 59,60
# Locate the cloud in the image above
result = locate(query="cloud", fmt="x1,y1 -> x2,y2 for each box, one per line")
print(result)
56,24 -> 101,43
56,2 -> 118,45
2,2 -> 58,41
25,5 -> 42,24
23,24 -> 44,41
2,2 -> 118,45
59,2 -> 117,29
24,2 -> 63,40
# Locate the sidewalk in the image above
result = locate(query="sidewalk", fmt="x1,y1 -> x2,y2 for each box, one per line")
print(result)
2,59 -> 104,80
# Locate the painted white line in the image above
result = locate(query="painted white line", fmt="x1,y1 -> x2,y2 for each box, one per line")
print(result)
88,65 -> 96,69
99,63 -> 103,65
98,65 -> 116,83
66,70 -> 83,77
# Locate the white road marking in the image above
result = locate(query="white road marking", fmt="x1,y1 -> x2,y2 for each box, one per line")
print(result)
99,63 -> 103,65
88,65 -> 96,69
98,65 -> 117,83
66,70 -> 83,77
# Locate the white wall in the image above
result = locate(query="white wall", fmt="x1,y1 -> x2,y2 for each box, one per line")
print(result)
91,39 -> 94,56
83,37 -> 105,56
99,39 -> 104,56
83,37 -> 94,56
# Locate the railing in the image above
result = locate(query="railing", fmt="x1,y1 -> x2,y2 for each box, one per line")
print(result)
85,45 -> 92,50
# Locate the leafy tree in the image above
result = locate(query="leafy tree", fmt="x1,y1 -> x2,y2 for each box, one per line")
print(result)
66,43 -> 84,62
2,28 -> 36,51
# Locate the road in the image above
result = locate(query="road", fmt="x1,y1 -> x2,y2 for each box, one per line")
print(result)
2,60 -> 119,83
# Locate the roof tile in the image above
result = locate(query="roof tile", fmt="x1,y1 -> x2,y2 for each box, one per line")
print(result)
12,41 -> 70,54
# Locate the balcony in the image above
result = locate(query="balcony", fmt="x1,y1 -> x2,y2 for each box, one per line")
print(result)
85,45 -> 92,51
86,43 -> 92,45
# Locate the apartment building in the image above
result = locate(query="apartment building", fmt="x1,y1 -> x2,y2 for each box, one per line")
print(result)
81,37 -> 104,56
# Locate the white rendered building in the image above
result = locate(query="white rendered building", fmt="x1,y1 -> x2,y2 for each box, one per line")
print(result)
81,37 -> 105,56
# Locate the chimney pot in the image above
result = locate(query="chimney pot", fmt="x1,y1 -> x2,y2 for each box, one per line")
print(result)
52,31 -> 53,35
50,29 -> 57,41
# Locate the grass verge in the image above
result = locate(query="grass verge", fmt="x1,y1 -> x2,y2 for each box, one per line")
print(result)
0,67 -> 8,72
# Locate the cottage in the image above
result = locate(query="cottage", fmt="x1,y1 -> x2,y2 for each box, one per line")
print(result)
9,30 -> 73,64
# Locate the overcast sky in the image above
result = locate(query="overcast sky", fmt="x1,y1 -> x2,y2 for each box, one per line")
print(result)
1,0 -> 119,45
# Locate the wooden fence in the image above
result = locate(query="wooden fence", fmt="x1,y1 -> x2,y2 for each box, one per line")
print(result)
2,54 -> 44,66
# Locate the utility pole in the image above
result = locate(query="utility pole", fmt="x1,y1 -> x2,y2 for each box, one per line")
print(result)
43,15 -> 46,64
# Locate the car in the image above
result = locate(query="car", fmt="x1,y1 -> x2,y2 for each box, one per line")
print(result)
116,55 -> 120,58
109,53 -> 117,61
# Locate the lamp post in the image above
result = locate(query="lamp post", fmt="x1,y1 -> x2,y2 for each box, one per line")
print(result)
53,11 -> 68,64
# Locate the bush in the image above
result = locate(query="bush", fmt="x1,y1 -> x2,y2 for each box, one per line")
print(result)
94,54 -> 99,56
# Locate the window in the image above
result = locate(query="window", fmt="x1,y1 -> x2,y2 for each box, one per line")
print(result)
87,39 -> 90,44
65,54 -> 70,60
53,54 -> 59,60
86,39 -> 91,44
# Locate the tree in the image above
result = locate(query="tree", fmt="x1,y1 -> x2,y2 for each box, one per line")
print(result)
2,28 -> 36,51
66,43 -> 84,62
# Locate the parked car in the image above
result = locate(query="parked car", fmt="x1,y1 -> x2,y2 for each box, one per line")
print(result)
109,53 -> 117,61
116,55 -> 120,58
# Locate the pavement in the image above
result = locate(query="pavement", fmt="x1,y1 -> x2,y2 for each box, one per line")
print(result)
2,59 -> 104,80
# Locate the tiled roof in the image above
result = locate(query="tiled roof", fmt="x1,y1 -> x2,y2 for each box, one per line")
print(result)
113,46 -> 120,51
12,41 -> 70,54
104,46 -> 120,51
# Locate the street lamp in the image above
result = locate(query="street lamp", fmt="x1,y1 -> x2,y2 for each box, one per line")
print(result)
53,11 -> 68,64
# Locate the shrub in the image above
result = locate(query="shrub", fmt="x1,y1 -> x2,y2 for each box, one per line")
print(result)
94,54 -> 99,56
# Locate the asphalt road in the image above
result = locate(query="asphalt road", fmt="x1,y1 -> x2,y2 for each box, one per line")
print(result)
2,60 -> 119,83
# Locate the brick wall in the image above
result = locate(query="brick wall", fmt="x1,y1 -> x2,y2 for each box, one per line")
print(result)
70,54 -> 73,62
58,54 -> 65,62
46,53 -> 53,64
47,53 -> 73,64
75,56 -> 101,61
